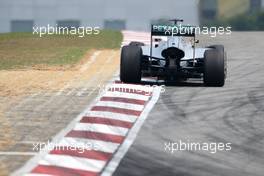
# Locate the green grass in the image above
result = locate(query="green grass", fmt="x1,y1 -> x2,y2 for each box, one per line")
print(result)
0,30 -> 122,70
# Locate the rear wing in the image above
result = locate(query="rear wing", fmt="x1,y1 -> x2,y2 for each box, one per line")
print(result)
149,24 -> 196,60
151,25 -> 195,37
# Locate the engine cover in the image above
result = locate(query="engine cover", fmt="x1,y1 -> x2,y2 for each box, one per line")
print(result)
161,47 -> 185,59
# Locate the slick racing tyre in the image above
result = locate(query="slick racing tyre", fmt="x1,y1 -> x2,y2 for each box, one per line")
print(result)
203,45 -> 226,87
120,45 -> 142,83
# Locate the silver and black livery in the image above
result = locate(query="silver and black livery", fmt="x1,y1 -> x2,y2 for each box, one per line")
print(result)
120,19 -> 227,86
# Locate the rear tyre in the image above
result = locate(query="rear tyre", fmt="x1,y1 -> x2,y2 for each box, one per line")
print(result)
204,45 -> 226,87
209,45 -> 227,81
120,45 -> 142,83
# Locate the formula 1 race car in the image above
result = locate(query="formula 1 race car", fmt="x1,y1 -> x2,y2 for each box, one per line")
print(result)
120,19 -> 227,86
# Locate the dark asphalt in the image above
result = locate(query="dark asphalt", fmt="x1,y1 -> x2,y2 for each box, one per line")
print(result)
114,32 -> 264,176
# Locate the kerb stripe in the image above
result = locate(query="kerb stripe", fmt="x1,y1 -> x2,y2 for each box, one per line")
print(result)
66,130 -> 124,144
31,165 -> 97,176
91,106 -> 141,116
80,116 -> 133,129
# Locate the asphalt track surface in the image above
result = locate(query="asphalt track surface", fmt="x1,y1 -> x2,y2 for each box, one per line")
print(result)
114,32 -> 264,176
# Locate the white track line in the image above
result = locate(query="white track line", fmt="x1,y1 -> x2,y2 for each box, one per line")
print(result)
35,51 -> 104,113
56,51 -> 102,97
80,51 -> 101,72
76,51 -> 115,97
